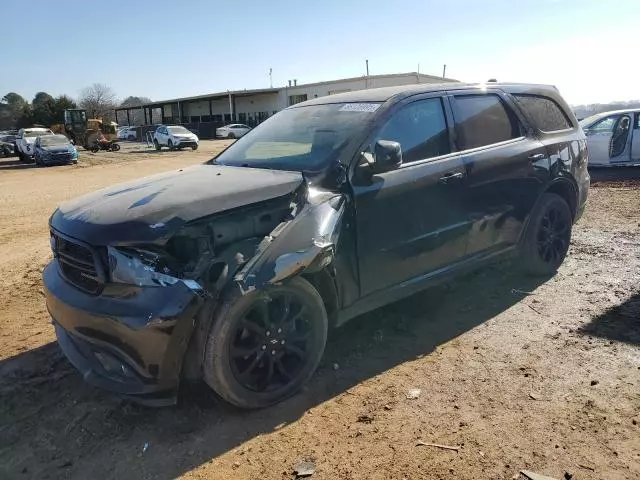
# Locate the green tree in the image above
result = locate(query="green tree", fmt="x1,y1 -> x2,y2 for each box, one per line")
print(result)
0,93 -> 31,129
52,95 -> 77,124
32,92 -> 56,126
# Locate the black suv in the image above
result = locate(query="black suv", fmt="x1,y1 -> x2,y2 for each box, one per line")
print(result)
44,83 -> 589,408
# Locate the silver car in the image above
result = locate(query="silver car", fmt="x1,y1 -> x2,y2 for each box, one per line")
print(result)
216,124 -> 251,139
580,109 -> 640,166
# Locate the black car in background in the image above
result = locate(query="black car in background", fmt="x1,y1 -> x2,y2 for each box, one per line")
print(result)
44,83 -> 589,408
0,134 -> 17,156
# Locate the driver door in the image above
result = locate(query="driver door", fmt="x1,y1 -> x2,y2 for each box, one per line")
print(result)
157,127 -> 168,145
352,95 -> 470,297
610,114 -> 632,163
585,115 -> 618,165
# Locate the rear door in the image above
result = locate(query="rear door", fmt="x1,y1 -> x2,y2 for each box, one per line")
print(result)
353,94 -> 470,296
449,90 -> 550,257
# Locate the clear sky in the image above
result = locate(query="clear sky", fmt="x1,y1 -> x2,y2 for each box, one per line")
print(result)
2,0 -> 638,105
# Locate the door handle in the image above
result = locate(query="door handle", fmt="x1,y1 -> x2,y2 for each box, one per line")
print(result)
438,171 -> 465,184
528,153 -> 545,161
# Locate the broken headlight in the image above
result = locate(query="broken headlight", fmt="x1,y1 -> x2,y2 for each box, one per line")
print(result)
107,246 -> 181,287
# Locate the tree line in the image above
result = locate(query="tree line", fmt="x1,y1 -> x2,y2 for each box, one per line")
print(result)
0,84 -> 151,130
572,100 -> 640,120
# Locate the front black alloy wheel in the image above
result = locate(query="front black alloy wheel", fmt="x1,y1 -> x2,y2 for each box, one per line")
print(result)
521,192 -> 572,275
203,277 -> 328,409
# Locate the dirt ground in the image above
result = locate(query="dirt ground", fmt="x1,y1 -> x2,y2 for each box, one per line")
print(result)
0,144 -> 638,480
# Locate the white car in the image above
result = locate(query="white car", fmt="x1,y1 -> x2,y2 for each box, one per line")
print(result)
153,125 -> 199,151
118,126 -> 137,140
580,109 -> 640,166
16,127 -> 54,161
216,124 -> 251,139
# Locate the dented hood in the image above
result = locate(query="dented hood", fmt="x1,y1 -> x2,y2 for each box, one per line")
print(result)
50,164 -> 303,245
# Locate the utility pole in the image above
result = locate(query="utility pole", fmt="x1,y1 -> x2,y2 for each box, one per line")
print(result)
442,64 -> 447,79
269,68 -> 273,88
365,59 -> 369,88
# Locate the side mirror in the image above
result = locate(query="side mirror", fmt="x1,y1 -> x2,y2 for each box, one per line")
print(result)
373,140 -> 402,173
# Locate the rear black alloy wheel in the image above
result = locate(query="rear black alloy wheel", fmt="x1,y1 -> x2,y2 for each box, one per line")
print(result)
537,205 -> 570,265
521,192 -> 572,275
203,277 -> 328,409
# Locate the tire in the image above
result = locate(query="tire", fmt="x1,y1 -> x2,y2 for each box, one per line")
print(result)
18,151 -> 26,162
154,139 -> 161,151
228,132 -> 235,139
191,145 -> 198,151
203,276 -> 328,409
168,139 -> 174,150
520,192 -> 572,275
90,146 -> 99,153
111,143 -> 120,152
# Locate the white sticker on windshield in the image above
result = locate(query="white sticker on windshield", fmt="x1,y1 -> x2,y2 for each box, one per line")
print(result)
339,103 -> 380,113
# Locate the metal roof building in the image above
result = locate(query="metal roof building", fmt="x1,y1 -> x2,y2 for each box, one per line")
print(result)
115,72 -> 458,139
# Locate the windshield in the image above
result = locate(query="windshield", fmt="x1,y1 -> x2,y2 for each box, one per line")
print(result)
215,103 -> 381,171
168,126 -> 190,134
40,135 -> 70,147
25,130 -> 52,138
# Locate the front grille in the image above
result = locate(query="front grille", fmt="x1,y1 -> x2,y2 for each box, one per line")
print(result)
52,232 -> 104,294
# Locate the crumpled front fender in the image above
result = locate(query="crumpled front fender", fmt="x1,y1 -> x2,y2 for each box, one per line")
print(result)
234,190 -> 347,293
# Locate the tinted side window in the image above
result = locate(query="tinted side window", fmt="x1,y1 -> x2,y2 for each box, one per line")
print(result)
377,98 -> 450,163
453,94 -> 521,150
514,94 -> 572,132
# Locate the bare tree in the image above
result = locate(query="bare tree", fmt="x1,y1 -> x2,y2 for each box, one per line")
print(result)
78,83 -> 118,121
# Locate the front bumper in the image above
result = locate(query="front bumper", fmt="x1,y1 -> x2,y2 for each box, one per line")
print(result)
175,139 -> 198,148
40,153 -> 77,165
44,261 -> 204,406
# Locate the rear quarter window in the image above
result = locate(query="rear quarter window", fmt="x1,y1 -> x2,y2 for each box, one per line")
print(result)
514,94 -> 572,132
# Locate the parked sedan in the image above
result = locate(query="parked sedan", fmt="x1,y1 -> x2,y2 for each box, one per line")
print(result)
216,124 -> 251,139
580,109 -> 640,166
0,134 -> 17,155
1,140 -> 14,157
33,134 -> 78,166
117,126 -> 137,140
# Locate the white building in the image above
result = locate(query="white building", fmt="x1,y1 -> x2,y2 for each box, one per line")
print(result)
115,72 -> 458,139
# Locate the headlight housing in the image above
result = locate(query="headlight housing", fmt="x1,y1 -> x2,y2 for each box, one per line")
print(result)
107,246 -> 181,287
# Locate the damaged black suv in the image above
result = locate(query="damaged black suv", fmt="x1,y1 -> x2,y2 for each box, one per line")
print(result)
44,83 -> 589,408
